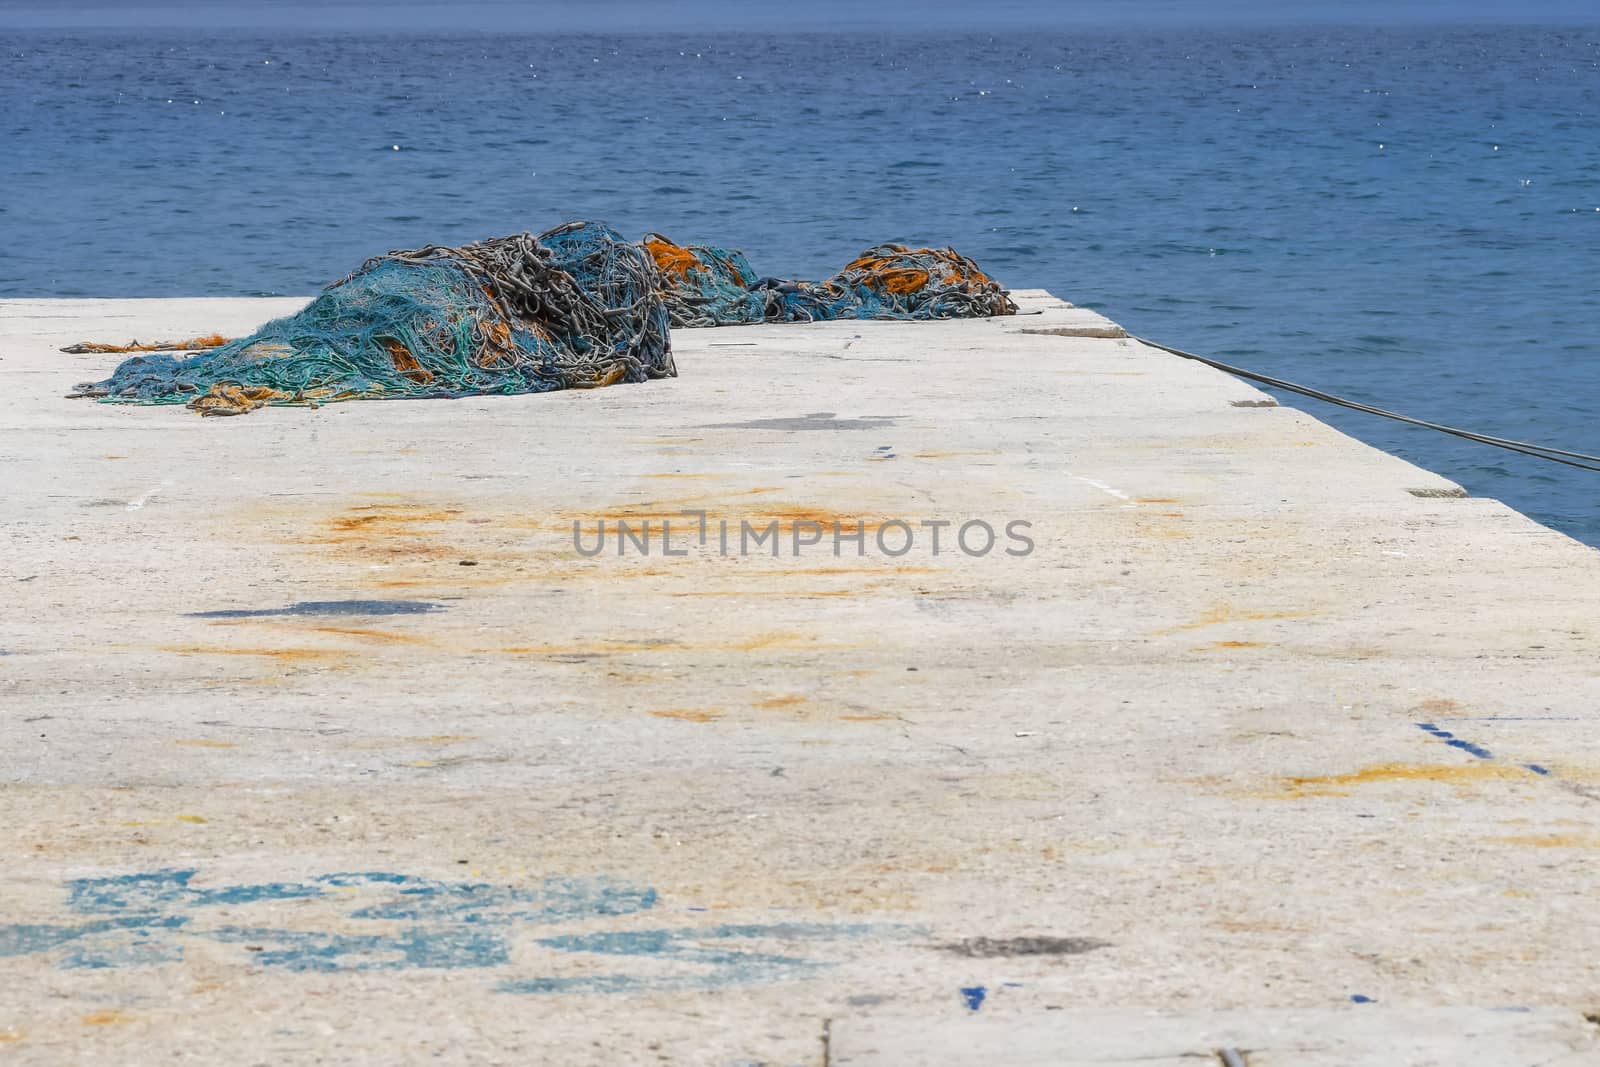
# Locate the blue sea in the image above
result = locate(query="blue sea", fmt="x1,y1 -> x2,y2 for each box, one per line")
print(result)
4,24 -> 1599,542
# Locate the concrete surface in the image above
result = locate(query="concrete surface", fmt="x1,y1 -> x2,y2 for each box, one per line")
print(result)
2,291 -> 1599,1065
829,1007 -> 1600,1066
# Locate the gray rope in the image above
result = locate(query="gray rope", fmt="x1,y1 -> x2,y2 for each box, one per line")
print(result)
1134,334 -> 1600,474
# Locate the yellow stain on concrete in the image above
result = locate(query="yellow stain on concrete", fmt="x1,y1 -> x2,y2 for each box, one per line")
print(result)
1491,833 -> 1600,848
312,626 -> 436,645
1274,762 -> 1534,797
649,709 -> 724,723
120,816 -> 208,826
1156,602 -> 1319,635
160,645 -> 343,664
81,1011 -> 133,1026
174,739 -> 237,749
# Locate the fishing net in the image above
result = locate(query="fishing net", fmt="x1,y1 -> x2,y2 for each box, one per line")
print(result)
641,234 -> 767,328
70,225 -> 1014,416
645,238 -> 1017,327
72,221 -> 673,416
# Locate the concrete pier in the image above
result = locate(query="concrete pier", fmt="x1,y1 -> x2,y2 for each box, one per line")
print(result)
2,292 -> 1598,1064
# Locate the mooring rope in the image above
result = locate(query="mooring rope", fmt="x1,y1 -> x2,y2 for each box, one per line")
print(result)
1132,334 -> 1600,473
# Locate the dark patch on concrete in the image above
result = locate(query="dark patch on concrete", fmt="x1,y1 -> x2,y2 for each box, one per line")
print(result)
703,411 -> 900,432
1231,399 -> 1279,408
186,600 -> 446,619
939,936 -> 1110,958
1408,487 -> 1468,498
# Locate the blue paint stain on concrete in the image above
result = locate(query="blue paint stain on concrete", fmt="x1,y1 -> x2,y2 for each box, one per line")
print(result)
1415,723 -> 1495,760
7,870 -> 656,975
1351,994 -> 1375,1004
1,870 -> 893,994
502,922 -> 891,994
1416,722 -> 1559,778
61,869 -> 656,928
0,915 -> 186,962
207,925 -> 511,972
67,868 -> 325,914
63,928 -> 186,970
960,986 -> 987,1011
186,600 -> 445,619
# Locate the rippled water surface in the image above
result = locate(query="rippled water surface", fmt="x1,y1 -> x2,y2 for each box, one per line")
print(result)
4,26 -> 1599,541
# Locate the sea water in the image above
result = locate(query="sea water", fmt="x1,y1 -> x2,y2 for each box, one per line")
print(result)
3,26 -> 1598,541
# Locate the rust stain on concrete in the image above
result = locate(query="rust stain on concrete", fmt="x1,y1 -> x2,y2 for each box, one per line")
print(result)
1156,602 -> 1320,635
649,709 -> 724,723
160,645 -> 344,664
560,502 -> 892,536
324,504 -> 463,533
1274,762 -> 1534,797
311,626 -> 436,645
1491,833 -> 1600,848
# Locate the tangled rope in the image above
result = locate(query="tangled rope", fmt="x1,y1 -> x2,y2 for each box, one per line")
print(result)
640,234 -> 768,328
70,224 -> 1015,416
60,334 -> 232,355
644,237 -> 1017,326
72,221 -> 673,416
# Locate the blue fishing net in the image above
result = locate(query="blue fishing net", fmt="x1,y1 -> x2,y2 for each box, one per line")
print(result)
73,221 -> 673,416
645,238 -> 1017,326
71,224 -> 1013,416
641,234 -> 768,328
